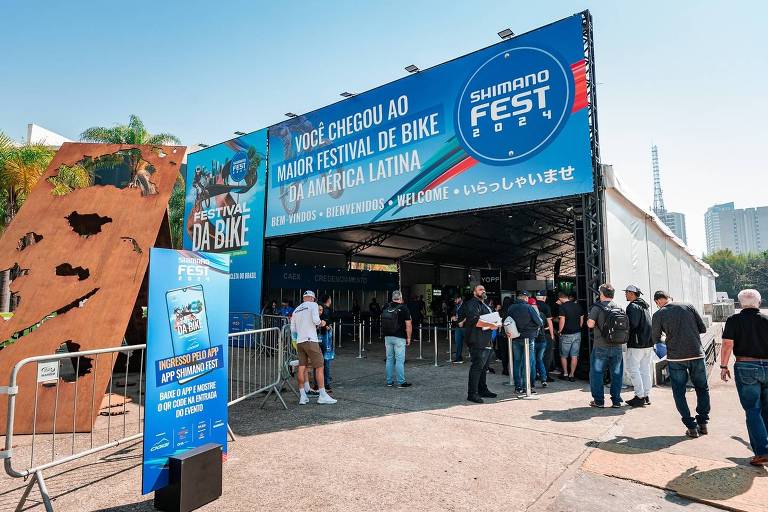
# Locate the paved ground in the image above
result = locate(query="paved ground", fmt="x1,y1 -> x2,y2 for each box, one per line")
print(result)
1,334 -> 764,511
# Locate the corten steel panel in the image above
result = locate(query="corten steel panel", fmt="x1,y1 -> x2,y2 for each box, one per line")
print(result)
0,143 -> 185,434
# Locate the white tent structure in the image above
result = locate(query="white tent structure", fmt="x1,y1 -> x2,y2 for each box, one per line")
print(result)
602,164 -> 717,314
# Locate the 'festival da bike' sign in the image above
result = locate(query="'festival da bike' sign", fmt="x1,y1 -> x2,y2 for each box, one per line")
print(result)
183,130 -> 267,313
142,248 -> 230,494
266,13 -> 593,237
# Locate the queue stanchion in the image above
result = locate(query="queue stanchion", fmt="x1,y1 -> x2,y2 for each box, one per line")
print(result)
503,337 -> 514,387
368,320 -> 372,345
447,322 -> 452,364
522,338 -> 539,400
433,325 -> 438,367
357,322 -> 363,359
418,323 -> 423,360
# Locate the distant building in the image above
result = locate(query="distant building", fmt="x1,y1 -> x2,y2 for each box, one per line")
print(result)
659,211 -> 688,244
26,123 -> 71,147
705,202 -> 768,255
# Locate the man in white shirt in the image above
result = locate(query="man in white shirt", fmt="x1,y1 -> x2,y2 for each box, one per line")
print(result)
291,291 -> 336,405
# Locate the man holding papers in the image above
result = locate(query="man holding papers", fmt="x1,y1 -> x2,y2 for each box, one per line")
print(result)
464,283 -> 500,403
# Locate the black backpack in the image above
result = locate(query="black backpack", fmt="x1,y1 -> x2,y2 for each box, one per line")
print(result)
381,303 -> 401,336
599,304 -> 630,344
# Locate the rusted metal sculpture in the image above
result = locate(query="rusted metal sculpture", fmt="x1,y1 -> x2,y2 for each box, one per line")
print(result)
0,143 -> 185,434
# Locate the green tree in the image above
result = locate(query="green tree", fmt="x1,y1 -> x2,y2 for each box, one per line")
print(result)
80,115 -> 180,145
80,115 -> 184,247
0,133 -> 55,225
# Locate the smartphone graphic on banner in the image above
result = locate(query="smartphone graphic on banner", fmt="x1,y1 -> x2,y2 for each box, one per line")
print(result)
165,285 -> 211,357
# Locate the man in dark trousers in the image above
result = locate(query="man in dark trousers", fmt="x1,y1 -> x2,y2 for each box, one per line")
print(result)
464,283 -> 498,403
652,290 -> 709,438
506,292 -> 543,393
624,285 -> 654,407
720,289 -> 768,466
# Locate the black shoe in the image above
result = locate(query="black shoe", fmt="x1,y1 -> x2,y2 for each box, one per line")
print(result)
386,383 -> 394,387
626,396 -> 646,408
546,377 -> 555,383
397,382 -> 412,388
530,388 -> 537,394
467,395 -> 484,404
644,397 -> 651,406
697,424 -> 708,435
541,381 -> 548,388
480,390 -> 497,398
559,374 -> 568,380
453,359 -> 464,364
569,376 -> 575,382
611,402 -> 622,408
515,388 -> 524,394
685,427 -> 700,439
487,367 -> 496,374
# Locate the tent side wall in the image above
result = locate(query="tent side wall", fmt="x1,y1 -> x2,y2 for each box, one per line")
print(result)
604,186 -> 716,313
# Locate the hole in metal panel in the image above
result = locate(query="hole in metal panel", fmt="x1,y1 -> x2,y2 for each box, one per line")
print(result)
120,237 -> 143,254
55,263 -> 90,281
48,149 -> 158,196
17,232 -> 43,251
66,211 -> 113,237
55,340 -> 94,382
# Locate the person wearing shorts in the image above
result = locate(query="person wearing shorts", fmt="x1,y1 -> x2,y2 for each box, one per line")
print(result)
557,292 -> 583,382
291,291 -> 336,405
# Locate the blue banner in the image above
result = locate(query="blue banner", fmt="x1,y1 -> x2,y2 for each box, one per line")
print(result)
183,131 -> 267,313
265,14 -> 592,237
142,248 -> 230,495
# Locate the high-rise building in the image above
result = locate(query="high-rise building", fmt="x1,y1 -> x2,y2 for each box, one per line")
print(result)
705,202 -> 768,254
651,145 -> 688,243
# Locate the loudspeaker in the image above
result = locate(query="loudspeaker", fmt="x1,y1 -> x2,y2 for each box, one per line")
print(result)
154,443 -> 223,512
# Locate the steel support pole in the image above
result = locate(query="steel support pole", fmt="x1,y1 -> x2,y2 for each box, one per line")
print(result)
504,338 -> 514,387
433,326 -> 438,367
418,323 -> 423,359
522,339 -> 539,400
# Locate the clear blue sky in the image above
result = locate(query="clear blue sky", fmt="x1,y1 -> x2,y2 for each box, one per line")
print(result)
1,0 -> 765,255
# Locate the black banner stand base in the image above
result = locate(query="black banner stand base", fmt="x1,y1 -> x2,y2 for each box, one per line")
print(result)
154,443 -> 223,512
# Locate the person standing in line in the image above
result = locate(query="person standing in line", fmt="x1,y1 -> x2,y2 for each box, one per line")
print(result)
369,297 -> 382,324
291,291 -> 336,405
319,295 -> 336,393
652,290 -> 709,437
452,295 -> 466,363
506,292 -> 543,394
464,284 -> 498,403
352,298 -> 361,317
720,289 -> 768,466
381,290 -> 413,388
557,292 -> 583,382
587,284 -> 628,408
624,285 -> 654,407
531,298 -> 550,388
535,291 -> 555,384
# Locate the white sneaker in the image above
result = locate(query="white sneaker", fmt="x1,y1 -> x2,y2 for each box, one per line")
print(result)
299,394 -> 309,405
317,394 -> 337,404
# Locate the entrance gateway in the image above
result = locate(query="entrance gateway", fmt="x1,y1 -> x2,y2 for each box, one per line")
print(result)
183,11 -> 605,329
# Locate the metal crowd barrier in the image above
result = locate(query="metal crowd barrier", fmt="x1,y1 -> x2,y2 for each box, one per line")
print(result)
1,326 -> 292,511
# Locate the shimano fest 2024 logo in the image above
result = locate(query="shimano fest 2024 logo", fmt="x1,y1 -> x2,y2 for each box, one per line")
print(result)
456,46 -> 572,165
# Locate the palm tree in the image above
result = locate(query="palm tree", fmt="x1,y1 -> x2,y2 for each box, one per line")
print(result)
80,115 -> 181,145
0,134 -> 55,224
80,115 -> 184,247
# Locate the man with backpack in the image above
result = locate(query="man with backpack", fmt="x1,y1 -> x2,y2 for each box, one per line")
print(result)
381,290 -> 413,388
652,290 -> 709,438
624,285 -> 653,407
587,284 -> 629,408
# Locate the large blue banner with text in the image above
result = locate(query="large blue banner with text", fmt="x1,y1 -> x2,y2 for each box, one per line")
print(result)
142,248 -> 230,494
266,14 -> 592,237
184,131 -> 266,312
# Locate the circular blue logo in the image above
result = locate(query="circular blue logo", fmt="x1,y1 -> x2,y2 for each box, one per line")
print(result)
230,150 -> 249,182
455,47 -> 571,165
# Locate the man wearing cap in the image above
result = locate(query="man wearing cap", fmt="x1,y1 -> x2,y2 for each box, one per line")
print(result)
652,290 -> 708,438
291,291 -> 337,405
535,291 -> 555,383
506,292 -> 544,394
624,285 -> 654,407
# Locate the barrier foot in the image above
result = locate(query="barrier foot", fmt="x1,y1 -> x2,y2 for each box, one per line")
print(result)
227,423 -> 237,442
17,470 -> 52,512
261,385 -> 289,410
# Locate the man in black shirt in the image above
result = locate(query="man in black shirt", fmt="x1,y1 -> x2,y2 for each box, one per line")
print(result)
464,284 -> 498,403
381,291 -> 412,388
720,288 -> 768,466
557,291 -> 583,381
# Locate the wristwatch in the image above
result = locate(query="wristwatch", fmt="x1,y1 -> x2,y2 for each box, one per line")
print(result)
720,365 -> 728,369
